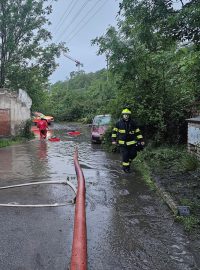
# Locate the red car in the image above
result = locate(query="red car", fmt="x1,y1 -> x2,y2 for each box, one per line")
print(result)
32,112 -> 54,125
91,114 -> 111,143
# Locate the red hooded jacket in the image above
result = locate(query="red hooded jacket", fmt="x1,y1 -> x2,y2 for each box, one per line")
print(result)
37,119 -> 48,130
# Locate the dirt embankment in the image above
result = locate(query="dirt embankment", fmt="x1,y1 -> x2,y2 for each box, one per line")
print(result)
138,147 -> 200,264
152,167 -> 200,265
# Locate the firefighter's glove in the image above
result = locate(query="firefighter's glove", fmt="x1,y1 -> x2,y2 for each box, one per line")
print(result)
136,141 -> 145,151
111,141 -> 118,152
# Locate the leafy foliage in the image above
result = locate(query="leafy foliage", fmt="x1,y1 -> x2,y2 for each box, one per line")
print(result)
47,69 -> 117,122
19,119 -> 34,139
91,0 -> 199,143
25,0 -> 199,145
0,0 -> 67,109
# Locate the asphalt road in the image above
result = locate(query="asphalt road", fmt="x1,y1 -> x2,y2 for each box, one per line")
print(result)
0,123 -> 199,270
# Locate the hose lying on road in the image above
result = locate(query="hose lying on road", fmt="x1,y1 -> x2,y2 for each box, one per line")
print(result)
70,147 -> 87,270
0,180 -> 77,207
0,203 -> 68,207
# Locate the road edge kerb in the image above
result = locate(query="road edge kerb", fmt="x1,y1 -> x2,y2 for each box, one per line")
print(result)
136,160 -> 179,216
154,181 -> 179,216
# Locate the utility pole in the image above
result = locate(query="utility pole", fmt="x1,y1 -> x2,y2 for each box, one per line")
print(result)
63,53 -> 83,71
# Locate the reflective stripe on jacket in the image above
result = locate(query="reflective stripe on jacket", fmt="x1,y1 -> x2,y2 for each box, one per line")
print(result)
111,119 -> 143,146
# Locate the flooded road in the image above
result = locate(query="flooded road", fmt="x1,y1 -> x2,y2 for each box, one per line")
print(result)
0,123 -> 199,270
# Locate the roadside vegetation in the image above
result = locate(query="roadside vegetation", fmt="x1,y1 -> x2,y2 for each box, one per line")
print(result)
0,138 -> 21,148
0,120 -> 34,148
102,127 -> 200,232
135,146 -> 200,232
0,0 -> 199,232
43,0 -> 199,147
1,1 -> 199,145
0,1 -> 66,111
42,0 -> 199,232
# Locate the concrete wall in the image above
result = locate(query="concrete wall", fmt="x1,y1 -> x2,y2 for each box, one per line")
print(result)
187,118 -> 200,159
0,88 -> 32,136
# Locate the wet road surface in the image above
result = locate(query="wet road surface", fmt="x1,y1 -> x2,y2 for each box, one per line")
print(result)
0,123 -> 199,270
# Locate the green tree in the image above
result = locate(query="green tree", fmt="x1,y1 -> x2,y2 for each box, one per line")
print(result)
92,0 -> 199,143
0,0 -> 67,100
48,69 -> 117,122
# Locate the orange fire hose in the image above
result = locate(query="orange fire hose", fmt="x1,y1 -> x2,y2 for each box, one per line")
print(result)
70,147 -> 87,270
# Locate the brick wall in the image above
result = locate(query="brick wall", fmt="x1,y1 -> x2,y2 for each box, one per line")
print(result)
0,109 -> 10,136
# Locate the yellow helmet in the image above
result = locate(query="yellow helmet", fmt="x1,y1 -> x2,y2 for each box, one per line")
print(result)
122,108 -> 131,114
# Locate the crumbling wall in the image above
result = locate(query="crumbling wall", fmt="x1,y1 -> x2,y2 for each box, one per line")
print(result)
0,89 -> 32,136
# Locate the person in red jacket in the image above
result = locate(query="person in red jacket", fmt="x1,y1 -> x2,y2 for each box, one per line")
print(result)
37,118 -> 48,139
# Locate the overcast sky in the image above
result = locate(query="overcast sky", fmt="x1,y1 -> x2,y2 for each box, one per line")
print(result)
48,0 -> 120,83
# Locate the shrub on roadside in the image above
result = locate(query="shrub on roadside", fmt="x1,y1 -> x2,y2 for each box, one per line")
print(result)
181,154 -> 200,171
19,119 -> 34,139
101,126 -> 116,152
139,145 -> 199,172
0,137 -> 20,148
176,216 -> 199,232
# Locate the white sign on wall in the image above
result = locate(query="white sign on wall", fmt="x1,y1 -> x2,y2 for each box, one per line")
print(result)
188,125 -> 200,146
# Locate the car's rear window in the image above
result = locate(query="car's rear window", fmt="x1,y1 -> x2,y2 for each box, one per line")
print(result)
93,115 -> 111,125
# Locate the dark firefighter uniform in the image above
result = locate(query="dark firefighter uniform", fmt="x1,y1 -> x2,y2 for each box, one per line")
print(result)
111,108 -> 144,173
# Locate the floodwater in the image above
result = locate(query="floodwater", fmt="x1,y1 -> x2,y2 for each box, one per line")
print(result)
0,123 -> 199,270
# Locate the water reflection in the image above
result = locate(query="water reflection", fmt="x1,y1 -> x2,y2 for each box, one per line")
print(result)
38,141 -> 48,160
0,123 -> 198,270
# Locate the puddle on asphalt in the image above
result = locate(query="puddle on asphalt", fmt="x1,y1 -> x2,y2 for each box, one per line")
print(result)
0,123 -> 198,270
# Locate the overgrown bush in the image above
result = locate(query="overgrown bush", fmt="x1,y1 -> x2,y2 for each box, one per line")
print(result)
101,126 -> 115,152
139,145 -> 199,172
19,119 -> 34,139
181,154 -> 200,171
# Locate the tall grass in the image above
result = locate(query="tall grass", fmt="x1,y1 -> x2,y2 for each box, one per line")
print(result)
0,120 -> 34,148
140,145 -> 200,172
0,138 -> 20,148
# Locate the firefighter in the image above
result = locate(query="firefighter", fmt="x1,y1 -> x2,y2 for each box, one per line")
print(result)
37,117 -> 48,139
111,107 -> 145,173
